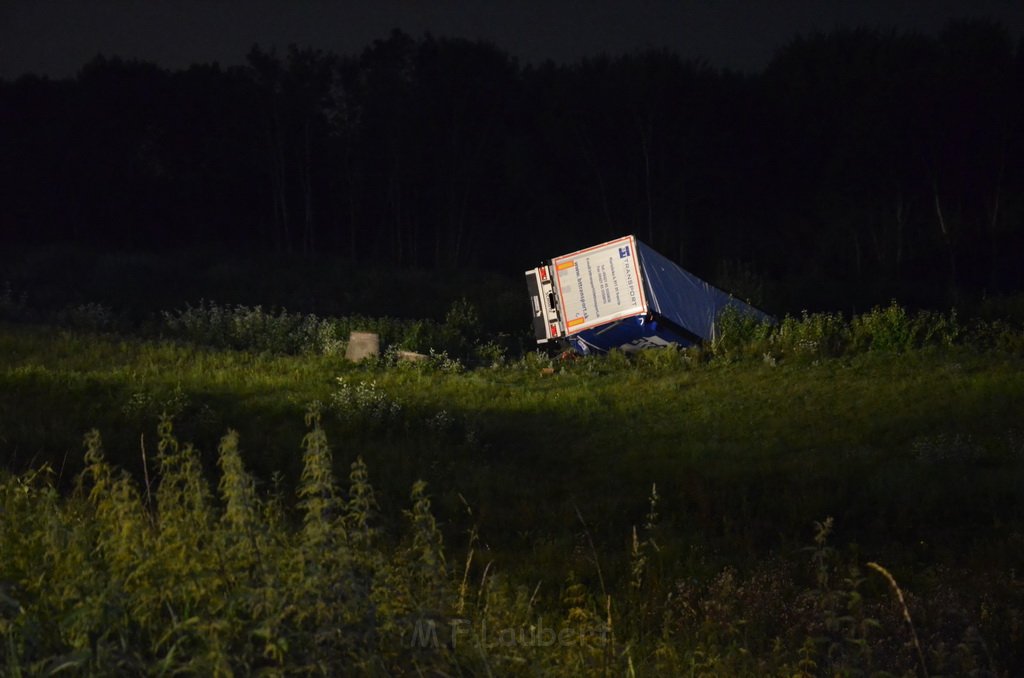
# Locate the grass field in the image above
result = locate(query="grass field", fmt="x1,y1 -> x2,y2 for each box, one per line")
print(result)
4,321 -> 1022,549
2,255 -> 1024,673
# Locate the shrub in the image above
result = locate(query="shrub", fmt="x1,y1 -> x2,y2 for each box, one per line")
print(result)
160,300 -> 344,355
771,310 -> 849,358
438,298 -> 485,361
330,378 -> 403,426
711,304 -> 775,361
851,301 -> 916,352
967,318 -> 1024,355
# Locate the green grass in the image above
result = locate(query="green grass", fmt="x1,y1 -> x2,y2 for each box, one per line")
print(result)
2,322 -> 1022,558
2,318 -> 1024,673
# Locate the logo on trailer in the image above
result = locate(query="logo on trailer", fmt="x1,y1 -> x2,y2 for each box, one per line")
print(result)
618,246 -> 631,258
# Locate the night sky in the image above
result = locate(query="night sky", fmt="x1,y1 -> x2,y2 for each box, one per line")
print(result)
3,0 -> 1024,79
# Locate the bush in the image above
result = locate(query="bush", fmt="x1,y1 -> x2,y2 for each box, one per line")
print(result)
330,378 -> 403,426
771,310 -> 849,358
851,301 -> 914,352
711,304 -> 775,361
709,302 -> 993,364
159,300 -> 344,355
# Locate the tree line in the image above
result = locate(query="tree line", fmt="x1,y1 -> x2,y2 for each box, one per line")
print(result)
1,21 -> 1022,310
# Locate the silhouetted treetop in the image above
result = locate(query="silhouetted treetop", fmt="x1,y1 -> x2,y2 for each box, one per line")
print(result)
1,22 -> 1021,310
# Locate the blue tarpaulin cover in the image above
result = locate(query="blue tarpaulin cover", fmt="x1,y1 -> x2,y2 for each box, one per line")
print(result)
565,237 -> 769,354
636,240 -> 769,343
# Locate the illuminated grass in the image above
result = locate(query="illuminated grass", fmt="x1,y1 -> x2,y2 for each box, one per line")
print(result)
2,322 -> 1022,560
2,321 -> 1024,673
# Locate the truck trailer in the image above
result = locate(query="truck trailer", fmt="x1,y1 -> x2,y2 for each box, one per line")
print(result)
525,235 -> 769,354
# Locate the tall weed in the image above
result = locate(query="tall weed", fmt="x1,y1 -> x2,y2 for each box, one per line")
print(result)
160,300 -> 344,355
0,432 -> 1020,674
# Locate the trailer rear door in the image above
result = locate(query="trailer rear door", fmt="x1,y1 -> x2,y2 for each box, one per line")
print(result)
552,235 -> 648,335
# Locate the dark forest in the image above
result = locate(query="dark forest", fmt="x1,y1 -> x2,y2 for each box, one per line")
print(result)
2,20 -> 1022,312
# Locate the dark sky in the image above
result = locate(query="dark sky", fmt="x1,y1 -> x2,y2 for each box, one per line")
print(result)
3,0 -> 1023,79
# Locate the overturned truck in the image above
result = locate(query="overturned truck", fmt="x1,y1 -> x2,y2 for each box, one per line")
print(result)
525,235 -> 769,354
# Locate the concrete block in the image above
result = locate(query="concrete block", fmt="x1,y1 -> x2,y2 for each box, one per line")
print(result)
397,350 -> 428,363
345,331 -> 380,362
